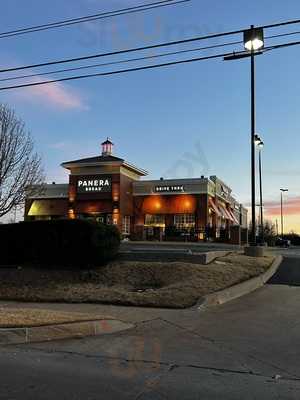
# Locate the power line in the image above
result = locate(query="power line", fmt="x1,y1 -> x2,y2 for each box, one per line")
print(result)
0,38 -> 299,92
267,30 -> 300,40
0,51 -> 232,91
3,18 -> 300,74
2,29 -> 300,83
1,12 -> 300,42
3,29 -> 300,83
0,0 -> 190,39
0,29 -> 249,74
0,39 -> 242,82
261,18 -> 300,30
264,39 -> 300,51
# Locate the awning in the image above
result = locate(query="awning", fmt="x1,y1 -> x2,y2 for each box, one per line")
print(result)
218,203 -> 234,221
209,198 -> 221,216
228,209 -> 240,225
28,199 -> 68,216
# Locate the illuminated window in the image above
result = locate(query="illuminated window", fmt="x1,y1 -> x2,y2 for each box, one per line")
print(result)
145,214 -> 165,227
122,216 -> 131,235
174,214 -> 195,230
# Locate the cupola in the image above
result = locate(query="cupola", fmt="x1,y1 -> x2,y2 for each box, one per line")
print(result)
101,138 -> 113,156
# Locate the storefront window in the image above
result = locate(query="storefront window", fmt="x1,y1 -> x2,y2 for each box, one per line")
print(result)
106,214 -> 112,225
174,214 -> 195,230
96,215 -> 106,224
145,214 -> 165,227
122,216 -> 131,235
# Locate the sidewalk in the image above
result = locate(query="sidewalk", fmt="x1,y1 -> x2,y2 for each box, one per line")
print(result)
0,300 -> 178,325
0,304 -> 135,345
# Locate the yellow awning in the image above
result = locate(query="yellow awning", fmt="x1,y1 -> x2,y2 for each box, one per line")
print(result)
28,199 -> 68,217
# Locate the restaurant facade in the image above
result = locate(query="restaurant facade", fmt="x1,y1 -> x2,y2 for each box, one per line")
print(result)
25,139 -> 248,243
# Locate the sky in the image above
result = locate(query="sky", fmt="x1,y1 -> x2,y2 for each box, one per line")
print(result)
1,0 -> 300,231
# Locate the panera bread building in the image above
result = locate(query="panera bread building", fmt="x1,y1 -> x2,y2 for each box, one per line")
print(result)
25,139 -> 248,243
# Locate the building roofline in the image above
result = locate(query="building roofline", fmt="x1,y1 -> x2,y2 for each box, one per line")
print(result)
122,161 -> 148,176
61,160 -> 123,169
61,159 -> 148,176
134,177 -> 209,184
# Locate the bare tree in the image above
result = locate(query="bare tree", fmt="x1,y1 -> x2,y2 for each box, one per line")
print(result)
0,104 -> 44,218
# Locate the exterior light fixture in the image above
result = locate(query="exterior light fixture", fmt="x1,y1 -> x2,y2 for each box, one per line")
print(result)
244,27 -> 264,51
258,140 -> 264,148
254,134 -> 261,146
254,134 -> 264,147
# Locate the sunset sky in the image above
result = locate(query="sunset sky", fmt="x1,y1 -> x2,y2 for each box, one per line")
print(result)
1,0 -> 300,231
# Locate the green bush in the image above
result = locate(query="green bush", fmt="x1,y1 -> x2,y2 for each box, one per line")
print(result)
0,220 -> 120,268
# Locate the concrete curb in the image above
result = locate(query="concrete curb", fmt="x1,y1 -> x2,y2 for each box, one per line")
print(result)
0,319 -> 135,345
196,255 -> 283,309
120,250 -> 232,265
191,250 -> 231,265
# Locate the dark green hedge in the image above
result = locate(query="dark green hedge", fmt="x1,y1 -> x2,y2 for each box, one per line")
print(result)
0,220 -> 120,268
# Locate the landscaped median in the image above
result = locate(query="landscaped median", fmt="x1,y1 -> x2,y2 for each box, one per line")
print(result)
0,253 -> 278,309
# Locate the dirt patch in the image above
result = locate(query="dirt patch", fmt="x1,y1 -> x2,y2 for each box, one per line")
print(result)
0,254 -> 275,309
0,308 -> 110,328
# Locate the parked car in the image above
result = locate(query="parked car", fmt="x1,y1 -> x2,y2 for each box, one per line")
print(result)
275,238 -> 291,247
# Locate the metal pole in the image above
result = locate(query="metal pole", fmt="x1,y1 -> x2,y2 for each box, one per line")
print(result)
281,191 -> 284,239
251,28 -> 256,246
259,148 -> 264,242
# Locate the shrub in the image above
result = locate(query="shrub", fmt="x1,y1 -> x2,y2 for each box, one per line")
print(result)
0,219 -> 120,268
165,225 -> 181,238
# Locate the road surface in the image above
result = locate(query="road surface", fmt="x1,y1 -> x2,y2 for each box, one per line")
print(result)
0,255 -> 300,399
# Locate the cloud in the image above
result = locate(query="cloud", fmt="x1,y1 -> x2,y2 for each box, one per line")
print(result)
13,76 -> 88,110
264,196 -> 300,217
26,79 -> 87,110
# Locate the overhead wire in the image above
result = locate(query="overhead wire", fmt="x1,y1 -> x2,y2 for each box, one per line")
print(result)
0,29 -> 252,74
0,0 -> 191,39
2,38 -> 300,92
0,18 -> 300,91
0,39 -> 243,82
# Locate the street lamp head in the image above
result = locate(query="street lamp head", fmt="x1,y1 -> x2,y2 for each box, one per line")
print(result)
254,134 -> 262,145
280,188 -> 289,192
258,140 -> 264,148
244,27 -> 264,51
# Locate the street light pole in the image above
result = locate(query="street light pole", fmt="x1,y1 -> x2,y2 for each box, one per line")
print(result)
250,42 -> 256,245
254,134 -> 264,243
258,144 -> 264,242
280,188 -> 288,239
281,191 -> 283,238
224,25 -> 264,251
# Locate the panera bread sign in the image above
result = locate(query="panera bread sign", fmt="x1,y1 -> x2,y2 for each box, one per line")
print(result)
77,176 -> 112,193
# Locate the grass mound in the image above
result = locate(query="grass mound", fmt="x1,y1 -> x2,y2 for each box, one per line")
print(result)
0,254 -> 275,308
